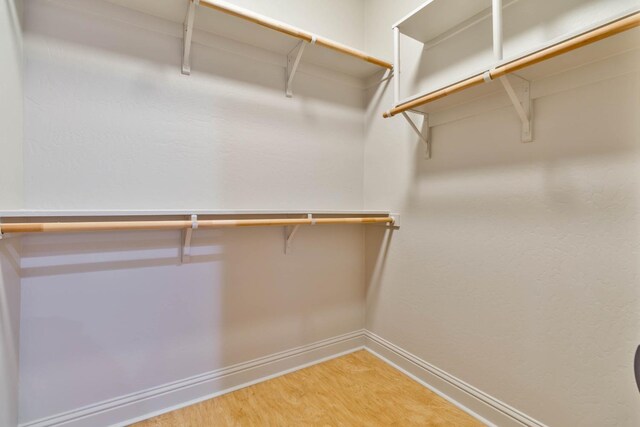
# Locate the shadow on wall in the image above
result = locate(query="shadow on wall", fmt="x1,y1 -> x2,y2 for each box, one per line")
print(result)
25,0 -> 363,109
395,73 -> 639,422
0,237 -> 21,427
3,0 -> 22,63
407,72 -> 640,196
17,224 -> 368,422
363,226 -> 393,324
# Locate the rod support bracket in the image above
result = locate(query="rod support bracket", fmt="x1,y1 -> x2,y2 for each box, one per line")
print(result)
284,224 -> 300,254
284,214 -> 315,253
181,214 -> 198,264
286,40 -> 309,97
499,74 -> 533,142
402,111 -> 431,159
389,213 -> 400,228
182,0 -> 200,75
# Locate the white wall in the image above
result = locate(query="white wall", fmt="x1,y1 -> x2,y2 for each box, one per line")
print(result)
23,0 -> 365,210
0,0 -> 23,209
364,1 -> 640,426
18,0 -> 640,425
0,1 -> 23,426
19,0 -> 369,423
0,238 -> 21,427
221,0 -> 366,51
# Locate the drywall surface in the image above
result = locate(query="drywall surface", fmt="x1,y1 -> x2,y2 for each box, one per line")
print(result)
19,226 -> 365,422
23,0 -> 365,210
19,0 -> 368,423
0,1 -> 23,426
222,0 -> 366,51
0,0 -> 23,210
0,237 -> 21,427
364,1 -> 640,426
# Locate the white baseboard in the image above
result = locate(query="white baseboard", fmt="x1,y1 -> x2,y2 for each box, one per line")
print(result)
22,330 -> 546,427
20,330 -> 366,427
364,331 -> 548,427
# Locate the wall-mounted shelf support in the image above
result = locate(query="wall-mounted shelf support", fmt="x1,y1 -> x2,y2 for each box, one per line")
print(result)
401,111 -> 431,158
498,74 -> 532,142
181,214 -> 198,263
389,213 -> 400,228
286,37 -> 315,97
284,214 -> 314,253
182,0 -> 199,75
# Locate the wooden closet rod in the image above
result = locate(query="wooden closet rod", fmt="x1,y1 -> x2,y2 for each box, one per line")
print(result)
383,12 -> 640,118
198,0 -> 393,70
0,217 -> 393,234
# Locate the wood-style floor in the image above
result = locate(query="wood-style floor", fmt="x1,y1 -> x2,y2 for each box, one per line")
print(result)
134,350 -> 484,427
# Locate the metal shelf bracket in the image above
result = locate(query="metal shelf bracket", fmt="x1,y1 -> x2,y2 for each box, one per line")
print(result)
402,111 -> 431,158
499,74 -> 533,142
286,36 -> 316,97
181,214 -> 198,263
182,0 -> 200,75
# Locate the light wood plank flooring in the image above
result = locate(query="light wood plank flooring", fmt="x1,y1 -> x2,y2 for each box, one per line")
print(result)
134,350 -> 484,426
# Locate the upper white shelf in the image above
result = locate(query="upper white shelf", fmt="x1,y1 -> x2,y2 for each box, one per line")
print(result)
104,0 -> 392,79
398,14 -> 640,114
394,0 -> 492,44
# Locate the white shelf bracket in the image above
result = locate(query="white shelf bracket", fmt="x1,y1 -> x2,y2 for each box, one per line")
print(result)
401,111 -> 431,159
284,214 -> 313,254
499,74 -> 533,142
286,36 -> 315,98
181,214 -> 198,264
182,0 -> 199,75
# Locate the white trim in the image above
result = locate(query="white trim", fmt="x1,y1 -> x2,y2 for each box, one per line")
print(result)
21,330 -> 548,427
365,347 -> 495,427
364,331 -> 548,427
20,331 -> 366,427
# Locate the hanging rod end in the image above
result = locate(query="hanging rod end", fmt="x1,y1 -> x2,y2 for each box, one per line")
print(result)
382,110 -> 392,118
389,213 -> 400,228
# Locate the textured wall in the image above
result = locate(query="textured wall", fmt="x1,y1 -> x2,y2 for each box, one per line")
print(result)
0,0 -> 23,210
23,0 -> 365,210
19,0 -> 368,423
0,236 -> 21,427
363,0 -> 640,426
0,1 -> 23,426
